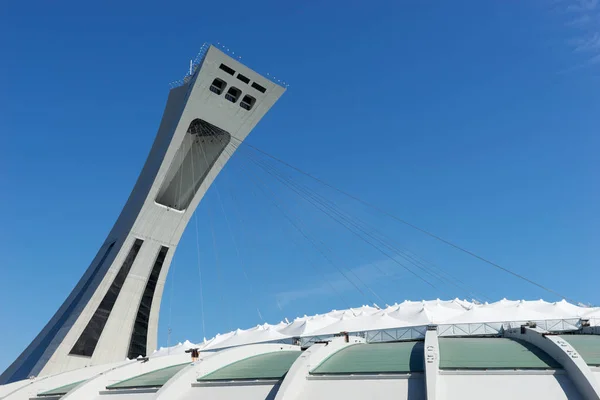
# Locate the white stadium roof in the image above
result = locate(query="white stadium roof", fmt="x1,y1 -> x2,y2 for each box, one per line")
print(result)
154,298 -> 598,353
2,298 -> 599,400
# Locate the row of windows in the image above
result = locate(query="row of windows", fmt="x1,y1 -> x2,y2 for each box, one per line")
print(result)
210,78 -> 256,110
219,63 -> 267,93
70,239 -> 143,357
128,246 -> 169,359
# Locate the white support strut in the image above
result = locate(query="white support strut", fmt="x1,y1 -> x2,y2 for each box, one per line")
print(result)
505,326 -> 600,400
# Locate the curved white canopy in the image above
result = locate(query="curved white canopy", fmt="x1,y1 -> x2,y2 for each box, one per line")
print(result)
153,299 -> 597,354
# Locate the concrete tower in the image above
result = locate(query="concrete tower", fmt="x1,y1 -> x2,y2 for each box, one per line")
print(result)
0,45 -> 285,384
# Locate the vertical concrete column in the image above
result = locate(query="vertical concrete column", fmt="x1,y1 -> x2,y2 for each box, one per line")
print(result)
424,325 -> 439,400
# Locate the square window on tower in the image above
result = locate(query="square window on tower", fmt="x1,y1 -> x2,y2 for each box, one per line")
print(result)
237,73 -> 250,84
225,87 -> 242,103
210,78 -> 227,95
251,82 -> 266,93
219,63 -> 235,75
240,94 -> 256,111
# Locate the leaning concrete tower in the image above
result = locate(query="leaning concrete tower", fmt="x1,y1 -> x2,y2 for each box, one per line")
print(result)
0,45 -> 285,384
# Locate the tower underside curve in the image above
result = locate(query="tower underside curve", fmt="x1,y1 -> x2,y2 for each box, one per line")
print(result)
0,45 -> 285,384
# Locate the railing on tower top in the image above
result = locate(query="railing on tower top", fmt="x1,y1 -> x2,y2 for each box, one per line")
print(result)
168,42 -> 286,89
169,43 -> 210,89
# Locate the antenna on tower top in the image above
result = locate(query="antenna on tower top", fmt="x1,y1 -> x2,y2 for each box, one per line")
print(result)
189,60 -> 193,76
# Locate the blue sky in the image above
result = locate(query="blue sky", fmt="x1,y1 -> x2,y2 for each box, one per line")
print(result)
1,0 -> 599,372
